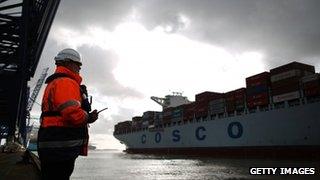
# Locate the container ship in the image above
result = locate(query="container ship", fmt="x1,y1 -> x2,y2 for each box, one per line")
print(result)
113,62 -> 320,158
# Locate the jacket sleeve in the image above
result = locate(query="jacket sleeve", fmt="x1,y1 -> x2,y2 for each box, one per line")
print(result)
53,78 -> 88,126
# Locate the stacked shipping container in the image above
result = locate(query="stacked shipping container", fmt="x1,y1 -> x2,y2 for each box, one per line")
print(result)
270,62 -> 315,103
115,61 -> 319,134
226,88 -> 246,113
171,105 -> 183,123
246,72 -> 270,108
182,102 -> 195,121
132,116 -> 142,130
195,92 -> 223,118
114,121 -> 132,134
301,74 -> 320,97
162,107 -> 173,124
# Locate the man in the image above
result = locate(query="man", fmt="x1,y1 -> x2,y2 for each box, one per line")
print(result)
38,48 -> 98,180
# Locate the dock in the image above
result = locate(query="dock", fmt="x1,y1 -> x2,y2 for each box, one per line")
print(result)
0,146 -> 40,179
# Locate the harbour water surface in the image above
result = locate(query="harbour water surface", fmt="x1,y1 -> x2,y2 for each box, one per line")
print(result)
71,150 -> 320,180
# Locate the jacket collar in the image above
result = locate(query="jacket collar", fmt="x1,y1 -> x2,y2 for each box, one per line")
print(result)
55,66 -> 82,85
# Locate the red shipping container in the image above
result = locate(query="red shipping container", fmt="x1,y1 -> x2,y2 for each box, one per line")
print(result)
194,102 -> 209,118
246,72 -> 270,87
247,97 -> 269,108
246,92 -> 269,102
225,90 -> 235,112
234,88 -> 246,96
271,83 -> 300,96
271,76 -> 300,89
226,102 -> 235,112
225,91 -> 235,102
270,61 -> 315,75
195,91 -> 223,102
182,103 -> 195,121
304,86 -> 320,97
303,80 -> 320,89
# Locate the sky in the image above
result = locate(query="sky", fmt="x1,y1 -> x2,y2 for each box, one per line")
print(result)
30,0 -> 320,149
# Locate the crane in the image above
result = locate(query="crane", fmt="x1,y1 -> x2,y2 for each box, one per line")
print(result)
23,67 -> 49,147
27,67 -> 49,113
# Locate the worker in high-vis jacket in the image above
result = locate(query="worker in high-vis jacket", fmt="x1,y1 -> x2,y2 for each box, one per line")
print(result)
38,48 -> 98,180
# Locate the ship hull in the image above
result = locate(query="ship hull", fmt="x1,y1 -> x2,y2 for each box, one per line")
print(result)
115,101 -> 320,158
125,146 -> 320,158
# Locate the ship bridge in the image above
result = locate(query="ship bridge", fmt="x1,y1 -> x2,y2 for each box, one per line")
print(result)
0,0 -> 60,144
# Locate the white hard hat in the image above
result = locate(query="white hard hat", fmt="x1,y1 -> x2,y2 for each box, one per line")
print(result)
54,48 -> 82,65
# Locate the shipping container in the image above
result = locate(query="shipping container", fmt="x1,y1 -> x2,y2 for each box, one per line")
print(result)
234,88 -> 246,99
246,92 -> 269,102
271,83 -> 300,96
304,86 -> 320,97
142,111 -> 156,119
303,80 -> 320,89
247,92 -> 269,108
194,101 -> 210,118
246,84 -> 268,96
226,101 -> 235,112
225,91 -> 235,112
301,73 -> 320,83
182,102 -> 195,121
247,98 -> 269,108
235,104 -> 245,110
132,116 -> 142,122
154,112 -> 163,126
141,121 -> 149,128
209,97 -> 225,105
270,61 -> 315,75
301,74 -> 320,93
246,72 -> 270,87
271,76 -> 300,89
271,69 -> 301,82
209,107 -> 225,114
172,106 -> 183,118
162,107 -> 173,124
195,91 -> 222,102
272,91 -> 300,103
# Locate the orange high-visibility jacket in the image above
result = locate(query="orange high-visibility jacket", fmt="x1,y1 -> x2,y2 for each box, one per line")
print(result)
38,66 -> 89,161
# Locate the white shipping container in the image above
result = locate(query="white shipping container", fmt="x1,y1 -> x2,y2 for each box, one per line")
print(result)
271,69 -> 301,82
301,73 -> 320,83
272,91 -> 300,103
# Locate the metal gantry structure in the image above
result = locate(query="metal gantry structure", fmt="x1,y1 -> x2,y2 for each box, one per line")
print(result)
0,0 -> 60,143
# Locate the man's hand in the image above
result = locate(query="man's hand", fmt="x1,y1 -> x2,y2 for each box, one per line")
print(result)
88,109 -> 98,123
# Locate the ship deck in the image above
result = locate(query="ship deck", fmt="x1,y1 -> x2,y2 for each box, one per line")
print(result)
0,150 -> 40,180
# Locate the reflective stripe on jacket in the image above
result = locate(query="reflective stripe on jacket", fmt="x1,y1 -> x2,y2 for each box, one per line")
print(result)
38,66 -> 89,161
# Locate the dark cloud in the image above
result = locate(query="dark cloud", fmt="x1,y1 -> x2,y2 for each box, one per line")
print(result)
54,0 -> 135,30
134,0 -> 320,68
52,0 -> 320,70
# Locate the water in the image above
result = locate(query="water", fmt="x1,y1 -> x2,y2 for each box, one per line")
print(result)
71,150 -> 320,180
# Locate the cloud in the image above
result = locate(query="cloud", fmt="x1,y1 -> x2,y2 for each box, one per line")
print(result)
51,0 -> 320,70
54,0 -> 135,30
78,45 -> 143,98
133,0 -> 320,67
